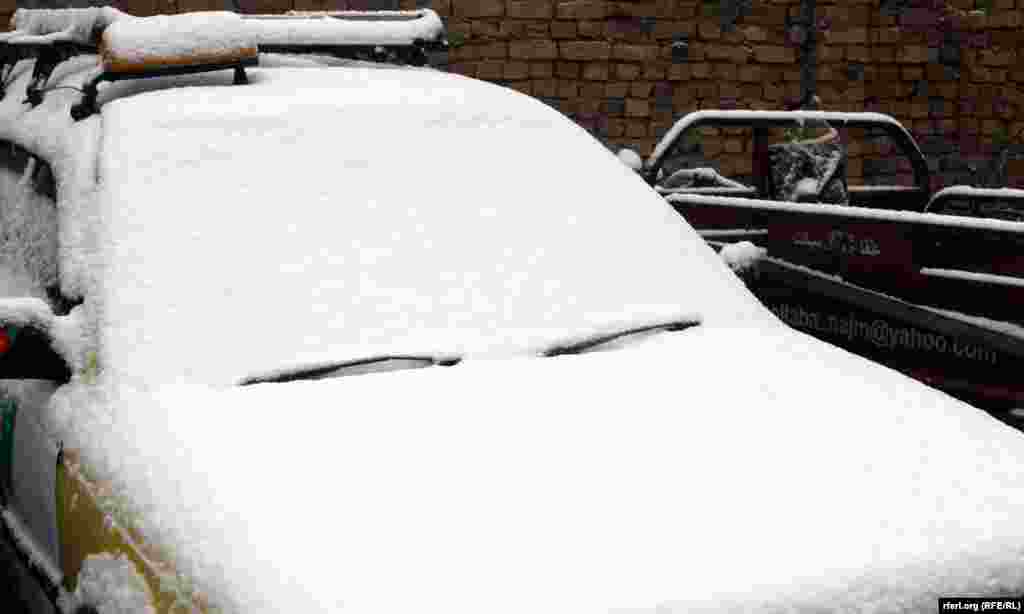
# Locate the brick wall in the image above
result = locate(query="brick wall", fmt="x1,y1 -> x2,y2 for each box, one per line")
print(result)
8,0 -> 1023,188
433,0 -> 1024,189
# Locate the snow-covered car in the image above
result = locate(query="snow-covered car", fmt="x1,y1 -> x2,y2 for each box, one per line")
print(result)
1,8 -> 1024,614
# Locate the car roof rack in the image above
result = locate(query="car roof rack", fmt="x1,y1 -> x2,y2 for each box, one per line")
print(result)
4,8 -> 448,119
246,9 -> 447,66
72,11 -> 259,120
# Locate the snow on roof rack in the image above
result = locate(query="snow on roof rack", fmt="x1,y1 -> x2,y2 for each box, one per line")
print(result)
0,8 -> 127,103
246,9 -> 446,66
72,12 -> 258,120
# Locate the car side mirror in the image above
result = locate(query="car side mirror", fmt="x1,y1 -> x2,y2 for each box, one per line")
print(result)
0,298 -> 71,382
617,148 -> 643,172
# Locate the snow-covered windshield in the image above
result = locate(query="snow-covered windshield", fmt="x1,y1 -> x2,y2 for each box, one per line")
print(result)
96,66 -> 769,385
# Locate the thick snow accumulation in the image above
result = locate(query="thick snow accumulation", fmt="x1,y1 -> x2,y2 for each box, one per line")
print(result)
0,165 -> 59,293
46,327 -> 1024,614
95,66 -> 766,386
248,9 -> 445,46
102,12 -> 257,69
0,51 -> 1022,614
2,7 -> 126,45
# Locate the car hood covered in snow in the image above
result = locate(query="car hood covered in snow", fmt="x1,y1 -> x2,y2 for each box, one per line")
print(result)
48,324 -> 1024,613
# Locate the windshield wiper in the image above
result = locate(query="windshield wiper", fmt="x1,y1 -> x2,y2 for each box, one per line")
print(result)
239,354 -> 461,385
542,318 -> 701,358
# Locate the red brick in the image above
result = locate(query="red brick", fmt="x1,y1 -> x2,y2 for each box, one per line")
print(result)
559,81 -> 580,98
630,81 -> 653,97
753,45 -> 796,63
507,0 -> 554,18
557,61 -> 581,78
653,20 -> 695,40
533,79 -> 558,97
477,60 -> 505,80
510,40 -> 559,60
504,61 -> 530,80
901,66 -> 924,81
691,63 -> 711,79
704,44 -> 734,61
698,22 -> 721,40
713,63 -> 737,80
642,64 -> 666,80
550,21 -> 577,38
560,40 -> 612,61
452,0 -> 504,18
615,63 -> 642,79
578,20 -> 604,37
846,45 -> 869,62
667,64 -> 691,81
472,20 -> 502,38
480,42 -> 508,59
580,82 -> 604,98
626,120 -> 648,138
606,81 -> 630,97
557,0 -> 608,19
530,61 -> 554,78
896,45 -> 929,63
612,44 -> 658,62
582,63 -> 609,80
626,98 -> 650,117
525,21 -> 550,37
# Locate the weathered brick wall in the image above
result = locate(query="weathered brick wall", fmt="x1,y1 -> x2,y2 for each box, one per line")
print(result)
7,0 -> 1022,188
431,0 -> 1024,189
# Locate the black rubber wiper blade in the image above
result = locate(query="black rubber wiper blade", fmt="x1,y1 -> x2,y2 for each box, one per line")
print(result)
542,318 -> 701,358
239,354 -> 461,386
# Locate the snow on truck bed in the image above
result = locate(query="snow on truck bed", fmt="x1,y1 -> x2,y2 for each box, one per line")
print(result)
0,54 -> 1021,613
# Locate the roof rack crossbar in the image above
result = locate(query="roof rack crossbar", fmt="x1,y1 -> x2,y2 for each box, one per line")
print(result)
0,40 -> 92,102
257,39 -> 442,66
71,55 -> 256,121
24,41 -> 91,106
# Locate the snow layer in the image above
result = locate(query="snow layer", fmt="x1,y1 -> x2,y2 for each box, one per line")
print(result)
2,7 -> 127,45
58,553 -> 155,614
248,9 -> 445,46
95,66 -> 767,386
718,240 -> 764,273
0,52 -> 1021,614
0,164 -> 59,293
102,12 -> 257,69
45,327 -> 1024,614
